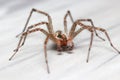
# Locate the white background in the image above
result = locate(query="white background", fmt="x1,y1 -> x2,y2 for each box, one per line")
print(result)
0,0 -> 120,80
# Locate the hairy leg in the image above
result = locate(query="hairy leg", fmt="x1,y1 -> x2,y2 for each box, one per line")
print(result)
78,19 -> 105,41
16,8 -> 54,37
44,36 -> 50,73
95,27 -> 120,53
21,22 -> 49,47
69,20 -> 91,39
9,28 -> 49,60
69,20 -> 95,62
72,28 -> 84,38
86,31 -> 94,62
69,20 -> 120,62
64,10 -> 74,35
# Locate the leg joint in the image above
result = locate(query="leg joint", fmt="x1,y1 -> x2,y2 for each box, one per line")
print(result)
28,26 -> 33,29
32,8 -> 37,11
67,10 -> 70,13
87,19 -> 92,21
32,8 -> 49,16
100,28 -> 106,32
111,43 -> 113,46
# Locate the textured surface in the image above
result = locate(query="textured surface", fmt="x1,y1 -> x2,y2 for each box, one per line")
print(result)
0,0 -> 120,80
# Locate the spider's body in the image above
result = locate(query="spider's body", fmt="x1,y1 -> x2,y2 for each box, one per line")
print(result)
9,8 -> 120,73
55,30 -> 74,51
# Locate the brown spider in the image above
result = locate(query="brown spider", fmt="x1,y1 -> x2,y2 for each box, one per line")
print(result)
9,8 -> 120,73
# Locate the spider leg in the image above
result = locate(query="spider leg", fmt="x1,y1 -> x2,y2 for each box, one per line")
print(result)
9,28 -> 49,61
69,20 -> 95,62
64,10 -> 74,35
16,8 -> 54,37
77,19 -> 105,41
95,27 -> 120,54
72,28 -> 84,38
69,20 -> 89,39
9,36 -> 23,61
44,36 -> 50,73
86,30 -> 94,62
21,22 -> 49,47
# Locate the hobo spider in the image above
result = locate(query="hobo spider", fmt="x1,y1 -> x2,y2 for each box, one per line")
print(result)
9,8 -> 120,73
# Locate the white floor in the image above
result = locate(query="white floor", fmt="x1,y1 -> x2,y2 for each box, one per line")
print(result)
0,0 -> 120,80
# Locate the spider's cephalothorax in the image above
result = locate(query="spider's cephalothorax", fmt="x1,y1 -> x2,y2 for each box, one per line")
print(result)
9,8 -> 120,73
55,30 -> 74,51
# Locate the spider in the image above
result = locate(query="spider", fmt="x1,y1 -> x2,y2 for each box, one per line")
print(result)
9,8 -> 120,73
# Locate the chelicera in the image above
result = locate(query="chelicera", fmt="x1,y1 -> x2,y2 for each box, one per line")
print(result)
9,8 -> 120,73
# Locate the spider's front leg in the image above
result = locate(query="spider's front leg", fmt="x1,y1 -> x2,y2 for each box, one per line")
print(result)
16,8 -> 54,37
44,35 -> 50,73
64,10 -> 74,35
69,20 -> 95,62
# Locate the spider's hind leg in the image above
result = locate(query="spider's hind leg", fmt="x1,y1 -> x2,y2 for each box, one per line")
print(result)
95,27 -> 120,54
78,19 -> 105,41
